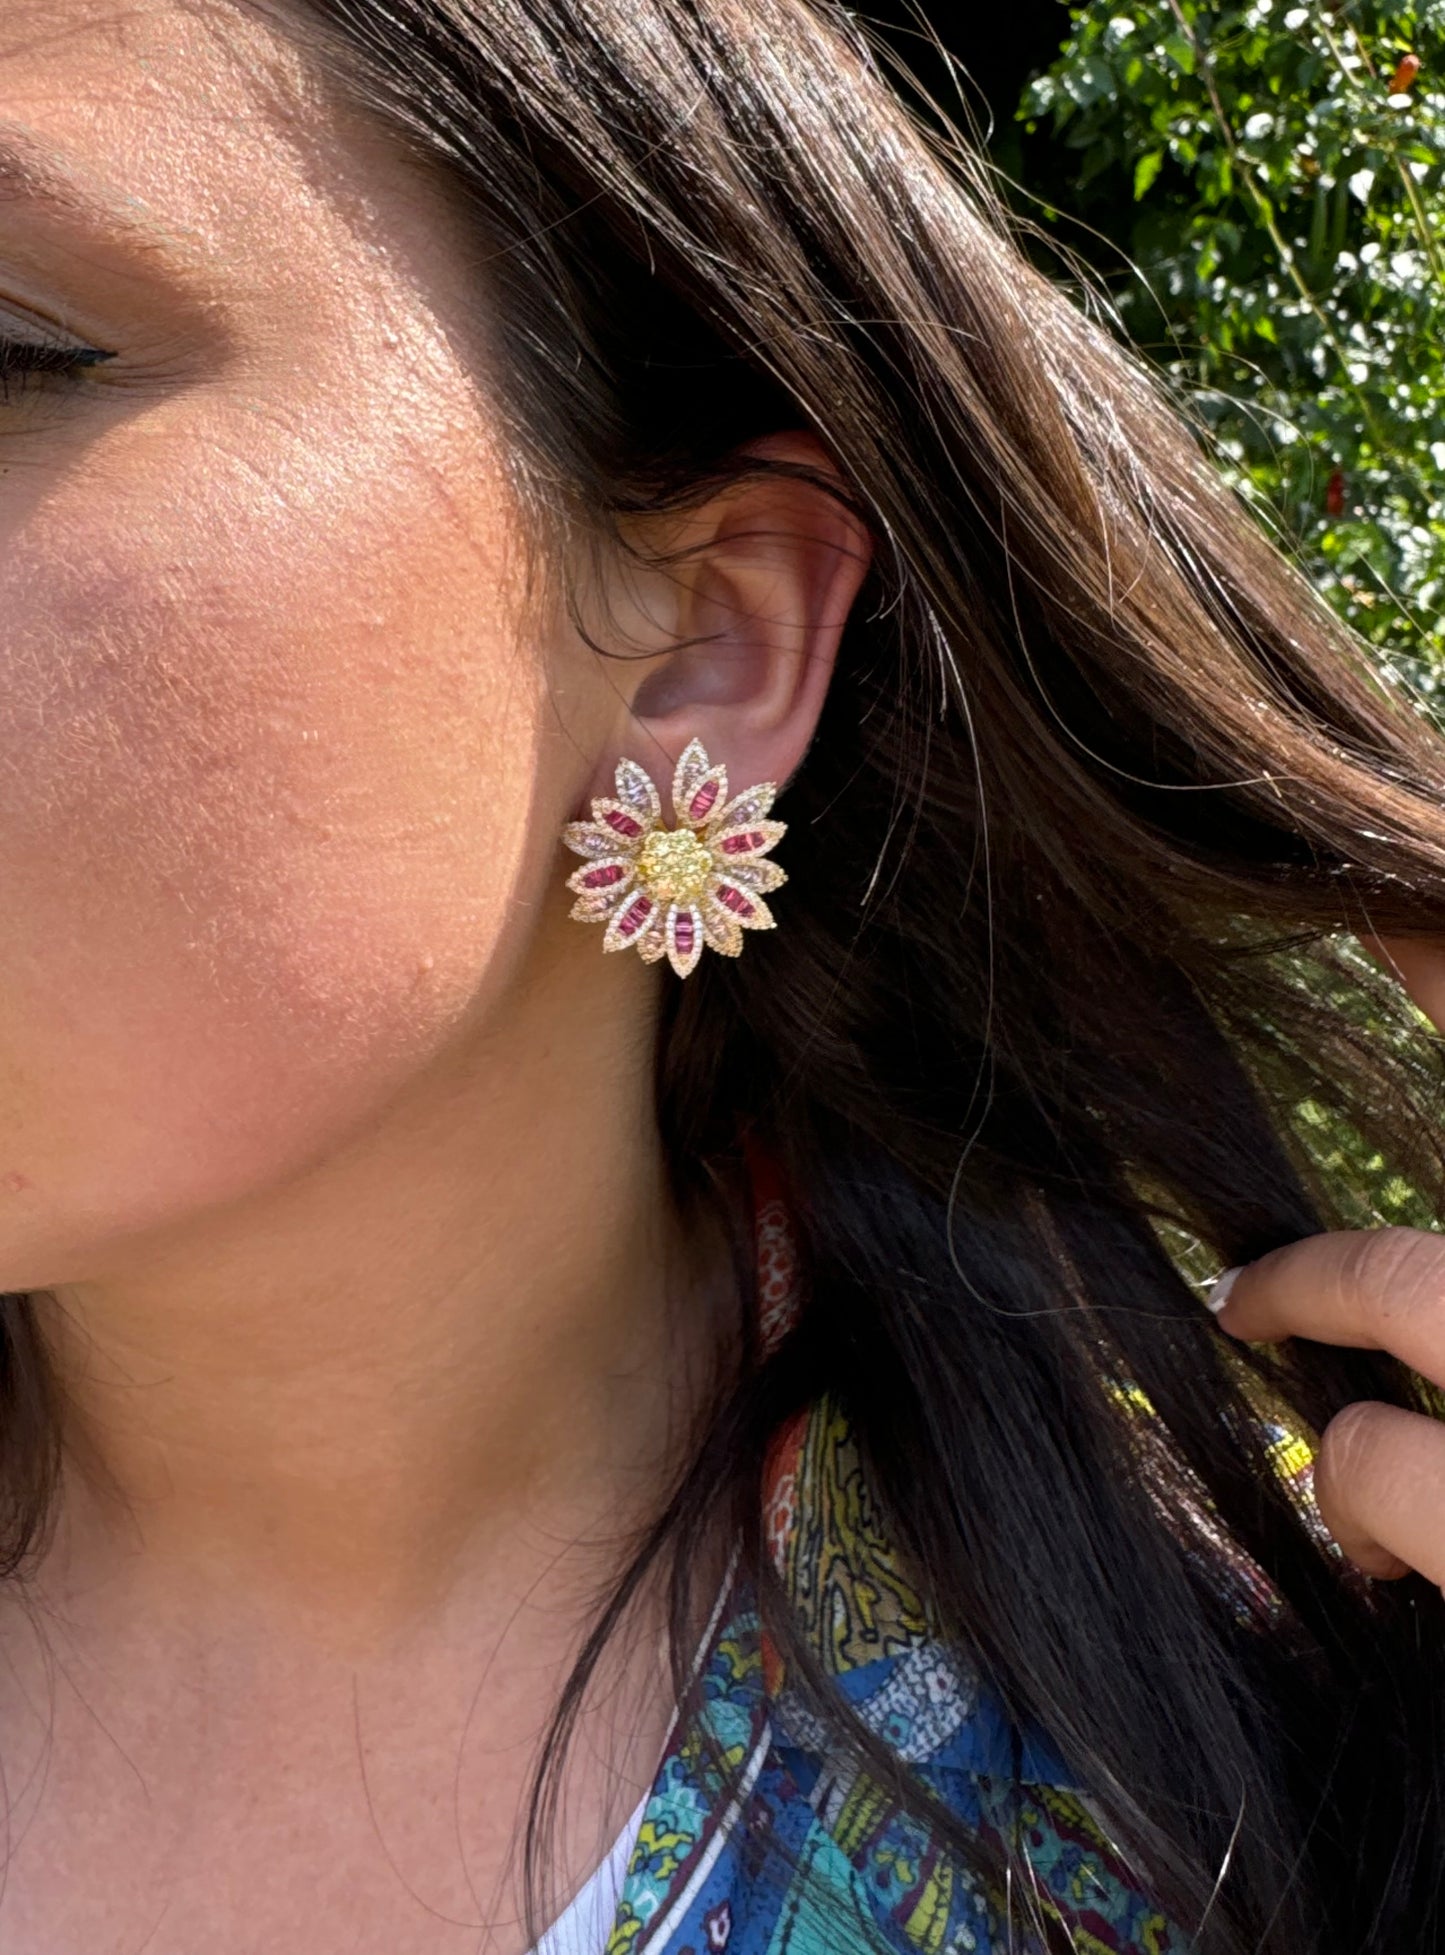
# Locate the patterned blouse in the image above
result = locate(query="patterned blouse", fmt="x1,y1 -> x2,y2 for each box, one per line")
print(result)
592,1165 -> 1209,1955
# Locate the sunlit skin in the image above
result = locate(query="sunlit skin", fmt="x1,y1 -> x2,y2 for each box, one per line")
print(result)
0,2 -> 868,1950
4,2 -> 1445,1952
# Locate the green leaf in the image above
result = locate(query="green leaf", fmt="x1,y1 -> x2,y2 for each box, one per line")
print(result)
1007,0 -> 1445,683
1134,149 -> 1165,198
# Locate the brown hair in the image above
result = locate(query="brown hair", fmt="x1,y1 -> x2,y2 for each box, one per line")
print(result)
12,1 -> 1445,1946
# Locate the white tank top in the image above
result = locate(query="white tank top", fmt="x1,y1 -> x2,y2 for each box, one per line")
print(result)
530,1791 -> 648,1955
529,1550 -> 739,1955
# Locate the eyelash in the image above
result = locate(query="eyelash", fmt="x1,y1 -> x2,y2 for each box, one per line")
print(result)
0,335 -> 116,402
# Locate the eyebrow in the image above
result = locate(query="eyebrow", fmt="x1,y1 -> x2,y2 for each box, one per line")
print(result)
0,125 -> 204,270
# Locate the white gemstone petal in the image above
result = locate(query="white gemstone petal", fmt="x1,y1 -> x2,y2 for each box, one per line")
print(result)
570,885 -> 631,921
563,819 -> 635,860
613,758 -> 662,823
637,921 -> 669,963
702,904 -> 744,957
725,859 -> 787,894
710,782 -> 777,832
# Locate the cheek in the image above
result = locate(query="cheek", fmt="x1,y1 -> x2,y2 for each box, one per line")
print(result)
0,402 -> 555,1276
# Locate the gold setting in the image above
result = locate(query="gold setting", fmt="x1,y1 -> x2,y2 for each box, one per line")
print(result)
562,738 -> 787,977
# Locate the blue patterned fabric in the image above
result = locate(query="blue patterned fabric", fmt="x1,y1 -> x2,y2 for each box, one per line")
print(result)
598,1396 -> 1190,1955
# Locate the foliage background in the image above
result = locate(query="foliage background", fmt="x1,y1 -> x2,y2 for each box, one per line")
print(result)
865,0 -> 1445,1233
1008,1 -> 1445,1226
1015,0 -> 1445,698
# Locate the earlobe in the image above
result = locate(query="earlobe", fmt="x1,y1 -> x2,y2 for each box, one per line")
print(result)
1359,933 -> 1445,1038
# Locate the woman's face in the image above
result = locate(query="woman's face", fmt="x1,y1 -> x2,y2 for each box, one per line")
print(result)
0,0 -> 614,1285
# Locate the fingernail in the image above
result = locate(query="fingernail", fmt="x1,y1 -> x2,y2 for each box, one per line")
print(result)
1207,1266 -> 1243,1315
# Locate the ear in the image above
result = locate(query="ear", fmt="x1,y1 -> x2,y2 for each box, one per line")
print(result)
585,433 -> 872,807
1358,933 -> 1445,1037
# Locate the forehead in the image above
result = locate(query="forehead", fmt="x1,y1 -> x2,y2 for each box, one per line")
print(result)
0,0 -> 314,239
0,0 -> 492,361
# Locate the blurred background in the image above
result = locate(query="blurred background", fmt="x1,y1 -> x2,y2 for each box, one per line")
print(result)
867,0 -> 1444,699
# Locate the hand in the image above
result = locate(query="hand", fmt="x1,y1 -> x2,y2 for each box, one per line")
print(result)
1209,935 -> 1445,1590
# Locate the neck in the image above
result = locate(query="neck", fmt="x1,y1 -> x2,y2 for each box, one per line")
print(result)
26,946 -> 727,1657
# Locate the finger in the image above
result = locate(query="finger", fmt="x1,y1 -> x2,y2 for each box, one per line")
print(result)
1209,1227 -> 1445,1393
1359,932 -> 1445,1040
1313,1398 -> 1445,1586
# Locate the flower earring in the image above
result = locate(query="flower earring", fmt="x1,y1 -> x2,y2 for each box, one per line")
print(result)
562,738 -> 787,977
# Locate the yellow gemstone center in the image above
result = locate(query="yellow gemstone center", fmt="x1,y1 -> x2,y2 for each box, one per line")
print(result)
636,826 -> 713,905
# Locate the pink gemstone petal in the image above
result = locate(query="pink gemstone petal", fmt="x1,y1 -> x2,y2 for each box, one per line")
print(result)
666,903 -> 703,978
715,885 -> 775,930
589,798 -> 654,844
676,764 -> 727,829
569,866 -> 636,919
687,778 -> 721,824
710,817 -> 786,862
603,892 -> 655,952
565,856 -> 635,896
671,738 -> 713,819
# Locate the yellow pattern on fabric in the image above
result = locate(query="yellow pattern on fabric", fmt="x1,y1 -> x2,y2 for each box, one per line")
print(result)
780,1398 -> 931,1672
606,1393 -> 1193,1955
830,1774 -> 893,1857
901,1859 -> 954,1954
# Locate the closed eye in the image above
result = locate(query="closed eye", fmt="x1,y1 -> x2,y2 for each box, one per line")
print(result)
0,333 -> 116,402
